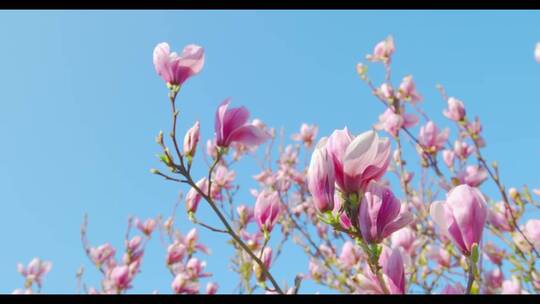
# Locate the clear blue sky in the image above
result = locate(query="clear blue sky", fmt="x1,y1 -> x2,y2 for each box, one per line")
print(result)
1,10 -> 540,294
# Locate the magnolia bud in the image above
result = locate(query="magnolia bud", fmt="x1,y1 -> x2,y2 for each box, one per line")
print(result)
183,121 -> 200,159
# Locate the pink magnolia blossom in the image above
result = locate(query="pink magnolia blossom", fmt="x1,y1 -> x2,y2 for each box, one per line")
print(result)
483,242 -> 505,265
442,149 -> 455,168
291,123 -> 318,148
339,241 -> 362,268
358,181 -> 413,244
377,83 -> 395,101
89,243 -> 116,267
212,165 -> 235,190
236,205 -> 254,226
135,218 -> 156,237
397,75 -> 422,104
185,178 -> 208,213
308,258 -> 326,282
430,184 -> 488,255
214,99 -> 270,148
184,228 -> 210,255
418,121 -> 449,153
391,226 -> 419,255
109,265 -> 132,291
358,246 -> 406,294
458,165 -> 488,187
367,36 -> 395,64
441,282 -> 465,294
183,121 -> 200,158
485,267 -> 504,290
153,43 -> 204,86
443,97 -> 466,122
525,219 -> 540,250
325,129 -> 391,194
171,273 -> 199,294
17,258 -> 52,287
186,257 -> 211,279
488,201 -> 515,232
375,108 -> 419,137
254,189 -> 282,233
307,139 -> 335,213
453,140 -> 475,160
427,245 -> 451,268
167,241 -> 186,265
206,282 -> 219,294
206,139 -> 218,159
253,247 -> 273,282
502,276 -> 524,294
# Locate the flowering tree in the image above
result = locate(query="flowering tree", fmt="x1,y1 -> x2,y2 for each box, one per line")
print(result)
13,37 -> 540,295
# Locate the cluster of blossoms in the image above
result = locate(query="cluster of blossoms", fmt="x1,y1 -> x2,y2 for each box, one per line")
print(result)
14,37 -> 540,295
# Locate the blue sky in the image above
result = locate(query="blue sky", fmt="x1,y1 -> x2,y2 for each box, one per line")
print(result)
1,10 -> 540,294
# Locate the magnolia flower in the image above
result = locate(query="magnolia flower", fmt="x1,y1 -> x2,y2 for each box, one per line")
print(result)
443,97 -> 466,122
391,226 -> 419,255
367,36 -> 395,64
307,138 -> 335,213
442,149 -> 455,168
359,181 -> 413,244
502,276 -> 524,294
109,265 -> 131,291
185,178 -> 208,213
153,43 -> 204,87
17,258 -> 52,287
254,189 -> 281,234
339,241 -> 362,268
186,257 -> 211,279
237,205 -> 254,226
184,228 -> 210,254
377,83 -> 395,101
525,219 -> 540,250
171,273 -> 199,294
308,258 -> 326,282
441,283 -> 465,294
325,129 -> 391,194
135,218 -> 156,237
484,267 -> 504,290
483,242 -> 505,265
458,165 -> 488,187
418,121 -> 449,153
375,108 -> 418,137
253,247 -> 273,282
89,243 -> 116,267
397,75 -> 422,104
214,99 -> 270,148
426,245 -> 451,268
206,282 -> 218,295
488,201 -> 515,232
291,123 -> 318,148
358,246 -> 406,294
183,121 -> 200,159
453,140 -> 474,160
167,241 -> 186,265
430,184 -> 488,255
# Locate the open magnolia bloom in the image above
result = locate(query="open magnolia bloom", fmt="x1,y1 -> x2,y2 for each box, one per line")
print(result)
430,184 -> 488,256
214,99 -> 270,149
325,129 -> 391,195
153,43 -> 205,87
